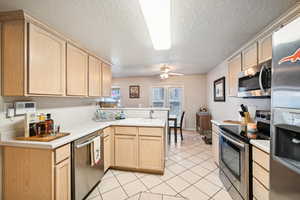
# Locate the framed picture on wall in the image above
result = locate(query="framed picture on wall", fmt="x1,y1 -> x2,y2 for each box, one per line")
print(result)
129,85 -> 140,98
214,77 -> 225,102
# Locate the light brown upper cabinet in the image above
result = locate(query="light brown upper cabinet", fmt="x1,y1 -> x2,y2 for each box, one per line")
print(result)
242,42 -> 258,71
102,63 -> 112,97
28,23 -> 66,95
228,54 -> 242,97
1,10 -> 111,98
258,34 -> 272,63
66,44 -> 88,96
2,20 -> 66,96
88,56 -> 102,97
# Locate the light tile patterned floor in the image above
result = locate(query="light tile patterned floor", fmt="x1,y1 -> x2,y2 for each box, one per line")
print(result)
86,131 -> 233,200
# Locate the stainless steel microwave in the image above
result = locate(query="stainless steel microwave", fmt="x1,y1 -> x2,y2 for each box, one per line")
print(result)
238,60 -> 272,98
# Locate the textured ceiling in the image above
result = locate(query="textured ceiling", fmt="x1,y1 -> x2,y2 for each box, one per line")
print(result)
0,0 -> 297,77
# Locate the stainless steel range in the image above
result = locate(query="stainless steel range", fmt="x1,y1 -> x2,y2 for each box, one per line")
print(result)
219,119 -> 270,200
219,125 -> 250,200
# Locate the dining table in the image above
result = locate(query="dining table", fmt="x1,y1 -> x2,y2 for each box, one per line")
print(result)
168,114 -> 178,143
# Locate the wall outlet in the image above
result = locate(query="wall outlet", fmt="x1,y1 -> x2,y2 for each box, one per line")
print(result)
7,108 -> 14,118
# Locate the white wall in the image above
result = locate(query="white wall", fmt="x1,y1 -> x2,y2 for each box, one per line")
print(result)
112,74 -> 207,130
206,61 -> 271,121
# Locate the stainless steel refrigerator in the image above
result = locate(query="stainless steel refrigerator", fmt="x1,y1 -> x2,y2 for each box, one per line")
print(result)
271,16 -> 300,199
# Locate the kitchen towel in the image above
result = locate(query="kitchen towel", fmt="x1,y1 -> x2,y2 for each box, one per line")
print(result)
91,136 -> 101,166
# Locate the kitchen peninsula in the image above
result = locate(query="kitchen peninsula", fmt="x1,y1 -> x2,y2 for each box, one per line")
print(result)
1,118 -> 166,200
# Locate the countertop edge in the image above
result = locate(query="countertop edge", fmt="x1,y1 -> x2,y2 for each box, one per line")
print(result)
250,139 -> 270,154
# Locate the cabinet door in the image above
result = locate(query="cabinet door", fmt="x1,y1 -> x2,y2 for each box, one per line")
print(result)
259,34 -> 272,63
242,43 -> 258,70
212,131 -> 219,166
228,54 -> 242,96
102,63 -> 112,97
104,135 -> 111,172
88,56 -> 102,97
28,23 -> 66,95
66,44 -> 88,96
115,135 -> 137,168
55,158 -> 71,200
139,136 -> 163,171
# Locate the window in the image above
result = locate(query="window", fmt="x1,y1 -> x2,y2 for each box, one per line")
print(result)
151,86 -> 183,117
111,87 -> 121,106
168,87 -> 183,116
152,87 -> 165,107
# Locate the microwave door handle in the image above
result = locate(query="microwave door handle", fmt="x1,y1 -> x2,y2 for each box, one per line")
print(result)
259,64 -> 266,91
220,132 -> 245,149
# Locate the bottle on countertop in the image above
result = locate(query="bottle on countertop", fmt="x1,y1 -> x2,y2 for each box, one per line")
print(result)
37,113 -> 47,135
45,113 -> 54,135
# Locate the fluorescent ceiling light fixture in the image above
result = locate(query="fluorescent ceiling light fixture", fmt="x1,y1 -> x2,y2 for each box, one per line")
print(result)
139,0 -> 171,50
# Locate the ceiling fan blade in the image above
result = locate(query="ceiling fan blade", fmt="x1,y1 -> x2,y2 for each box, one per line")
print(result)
169,72 -> 184,76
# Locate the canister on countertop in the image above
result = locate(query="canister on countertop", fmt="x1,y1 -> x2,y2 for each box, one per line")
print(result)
247,122 -> 257,139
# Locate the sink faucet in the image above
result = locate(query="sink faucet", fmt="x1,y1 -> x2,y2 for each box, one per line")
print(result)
149,110 -> 154,119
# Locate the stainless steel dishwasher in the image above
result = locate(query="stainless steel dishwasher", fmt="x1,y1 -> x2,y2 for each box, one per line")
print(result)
72,131 -> 104,200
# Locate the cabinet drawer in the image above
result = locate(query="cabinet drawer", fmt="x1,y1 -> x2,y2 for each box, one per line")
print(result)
253,147 -> 270,171
55,144 -> 70,164
253,177 -> 269,200
253,161 -> 270,189
139,127 -> 163,137
115,126 -> 137,135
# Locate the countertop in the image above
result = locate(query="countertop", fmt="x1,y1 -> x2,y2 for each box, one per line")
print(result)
211,119 -> 240,126
250,139 -> 270,153
0,118 -> 166,149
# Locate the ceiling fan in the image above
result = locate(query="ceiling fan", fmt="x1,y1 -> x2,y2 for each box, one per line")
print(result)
159,64 -> 184,79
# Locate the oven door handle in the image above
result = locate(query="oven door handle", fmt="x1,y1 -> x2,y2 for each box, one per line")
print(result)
220,132 -> 245,149
259,64 -> 266,92
76,134 -> 103,149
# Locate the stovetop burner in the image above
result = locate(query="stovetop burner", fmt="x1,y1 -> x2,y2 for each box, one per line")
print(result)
220,121 -> 270,143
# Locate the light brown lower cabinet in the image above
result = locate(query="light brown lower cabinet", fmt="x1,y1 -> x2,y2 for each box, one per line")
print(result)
115,135 -> 138,168
55,158 -> 71,200
112,126 -> 165,173
212,124 -> 220,166
104,134 -> 111,171
138,136 -> 163,170
252,146 -> 270,200
3,144 -> 71,200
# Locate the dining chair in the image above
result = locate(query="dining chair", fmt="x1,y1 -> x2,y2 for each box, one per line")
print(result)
169,111 -> 185,141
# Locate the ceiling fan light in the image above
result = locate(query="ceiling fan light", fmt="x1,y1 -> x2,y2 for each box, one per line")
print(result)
160,73 -> 169,79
